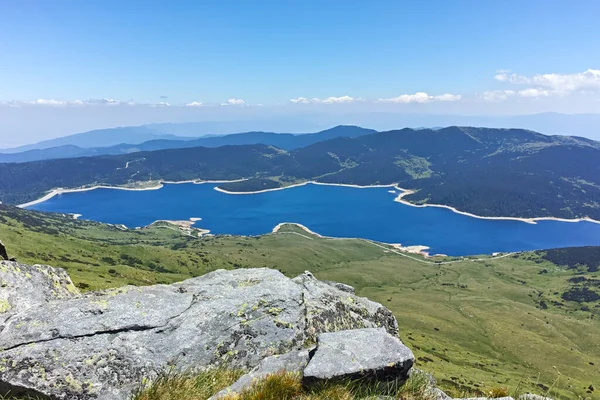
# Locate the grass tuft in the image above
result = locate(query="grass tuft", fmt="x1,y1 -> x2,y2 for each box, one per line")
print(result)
487,386 -> 510,398
224,371 -> 303,400
135,369 -> 435,400
132,368 -> 243,400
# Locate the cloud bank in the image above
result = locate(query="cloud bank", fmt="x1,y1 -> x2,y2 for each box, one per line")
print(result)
378,92 -> 462,104
289,95 -> 358,104
492,68 -> 600,98
2,68 -> 599,108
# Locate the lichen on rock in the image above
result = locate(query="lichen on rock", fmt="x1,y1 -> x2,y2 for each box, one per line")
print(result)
0,266 -> 401,399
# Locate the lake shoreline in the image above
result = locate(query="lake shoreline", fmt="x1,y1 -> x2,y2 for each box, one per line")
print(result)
18,179 -> 600,225
273,222 -> 435,257
16,179 -> 247,208
216,181 -> 600,225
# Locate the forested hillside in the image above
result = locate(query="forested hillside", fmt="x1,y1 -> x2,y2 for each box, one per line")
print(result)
1,126 -> 600,220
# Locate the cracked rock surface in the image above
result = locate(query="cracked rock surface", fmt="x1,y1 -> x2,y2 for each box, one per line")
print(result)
0,261 -> 79,322
0,265 -> 397,400
302,328 -> 414,386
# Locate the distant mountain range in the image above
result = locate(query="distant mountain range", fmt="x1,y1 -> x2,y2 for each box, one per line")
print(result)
0,126 -> 376,163
2,126 -> 599,221
0,126 -> 196,155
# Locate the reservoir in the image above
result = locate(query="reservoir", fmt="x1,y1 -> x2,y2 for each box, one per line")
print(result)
27,182 -> 600,256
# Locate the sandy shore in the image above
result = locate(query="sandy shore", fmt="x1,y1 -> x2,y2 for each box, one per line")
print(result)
17,179 -> 248,208
221,181 -> 600,224
392,187 -> 600,225
151,218 -> 211,237
214,181 -> 312,195
214,180 -> 401,195
17,183 -> 165,208
389,243 -> 431,255
272,222 -> 325,237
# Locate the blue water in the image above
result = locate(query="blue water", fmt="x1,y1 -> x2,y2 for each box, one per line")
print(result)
27,183 -> 600,256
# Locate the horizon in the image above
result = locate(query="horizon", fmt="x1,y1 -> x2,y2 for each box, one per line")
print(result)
1,1 -> 600,146
4,111 -> 600,150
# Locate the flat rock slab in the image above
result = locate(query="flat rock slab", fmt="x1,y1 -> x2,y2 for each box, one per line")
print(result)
302,328 -> 414,386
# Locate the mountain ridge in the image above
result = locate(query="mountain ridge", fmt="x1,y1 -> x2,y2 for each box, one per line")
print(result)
0,126 -> 194,154
1,126 -> 599,220
0,125 -> 376,163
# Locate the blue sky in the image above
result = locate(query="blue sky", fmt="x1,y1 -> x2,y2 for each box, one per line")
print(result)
1,0 -> 600,145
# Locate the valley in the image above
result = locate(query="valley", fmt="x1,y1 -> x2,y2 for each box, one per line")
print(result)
1,205 -> 598,398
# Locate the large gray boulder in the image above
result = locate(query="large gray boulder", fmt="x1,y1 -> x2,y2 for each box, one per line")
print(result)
0,261 -> 79,321
302,328 -> 414,387
0,266 -> 399,400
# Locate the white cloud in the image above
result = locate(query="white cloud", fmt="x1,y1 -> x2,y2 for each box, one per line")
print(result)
433,93 -> 462,102
289,95 -> 357,104
517,88 -> 552,98
185,101 -> 204,107
320,95 -> 356,104
494,68 -> 600,95
290,97 -> 310,104
378,92 -> 461,104
380,92 -> 430,103
31,99 -> 69,106
221,98 -> 246,106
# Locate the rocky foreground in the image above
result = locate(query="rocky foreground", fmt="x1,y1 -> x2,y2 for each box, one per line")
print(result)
0,260 -> 546,400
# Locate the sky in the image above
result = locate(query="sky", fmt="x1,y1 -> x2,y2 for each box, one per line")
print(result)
1,0 -> 600,146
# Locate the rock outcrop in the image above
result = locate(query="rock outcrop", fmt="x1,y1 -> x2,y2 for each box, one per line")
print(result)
212,328 -> 416,400
302,328 -> 414,387
0,264 -> 398,399
0,262 -> 553,400
0,261 -> 79,320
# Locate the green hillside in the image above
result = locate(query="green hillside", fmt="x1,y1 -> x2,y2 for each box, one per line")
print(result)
1,205 -> 598,399
2,127 -> 600,220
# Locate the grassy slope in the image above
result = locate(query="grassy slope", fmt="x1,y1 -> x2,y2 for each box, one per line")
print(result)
0,206 -> 598,399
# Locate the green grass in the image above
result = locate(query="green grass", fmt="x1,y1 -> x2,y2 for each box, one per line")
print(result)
132,368 -> 244,400
133,369 -> 437,400
1,205 -> 599,399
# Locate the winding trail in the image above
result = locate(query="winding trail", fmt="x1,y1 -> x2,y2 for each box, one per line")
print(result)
117,158 -> 146,170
